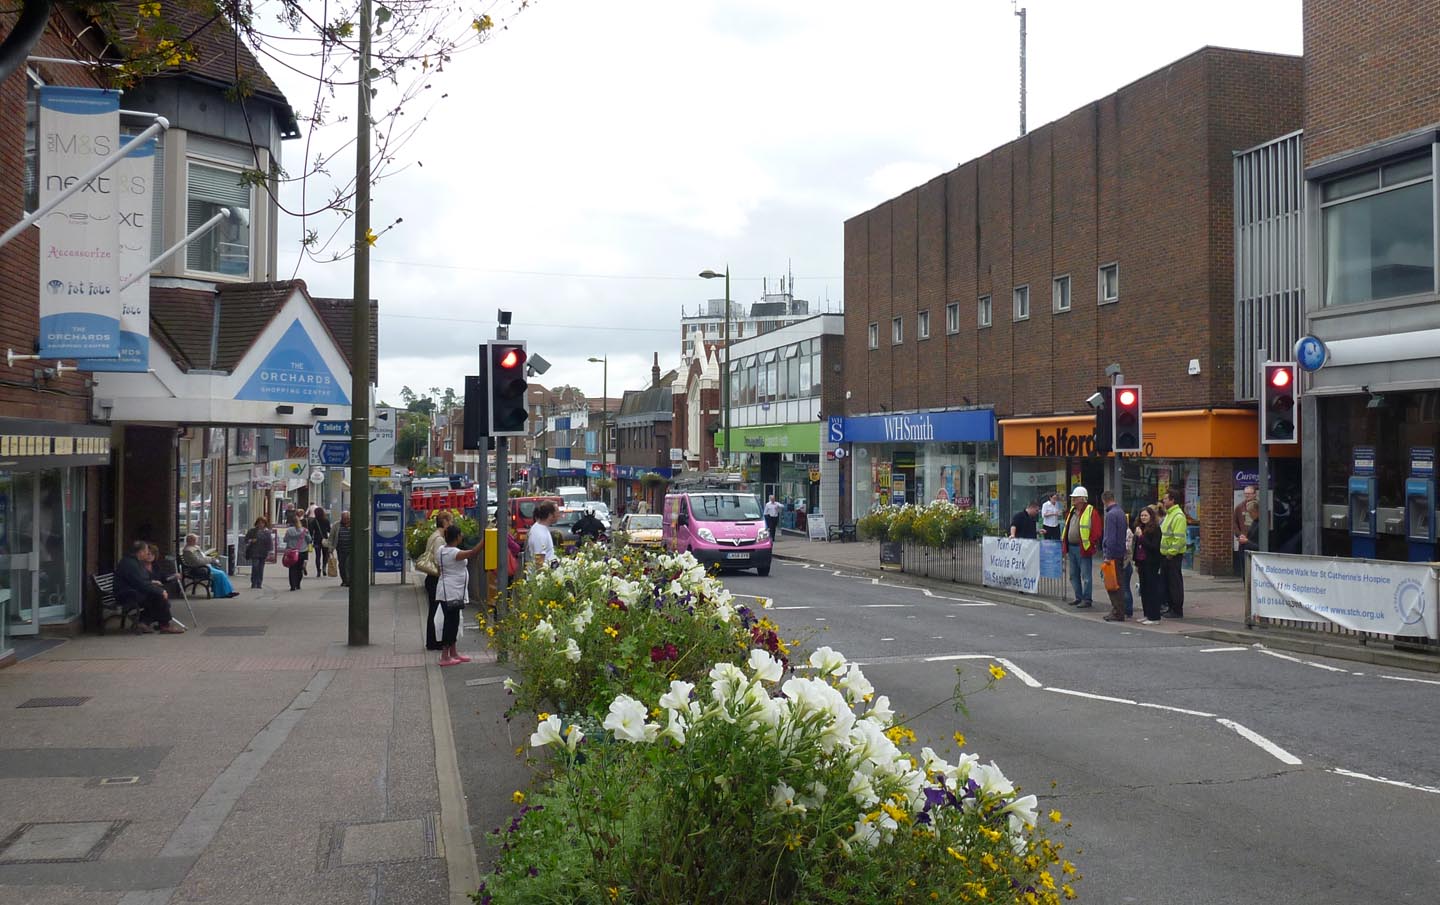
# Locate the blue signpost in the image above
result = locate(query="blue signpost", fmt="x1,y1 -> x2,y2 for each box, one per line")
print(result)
319,442 -> 352,466
374,493 -> 403,574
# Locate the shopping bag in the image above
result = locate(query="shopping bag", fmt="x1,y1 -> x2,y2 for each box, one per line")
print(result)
282,548 -> 299,568
327,557 -> 338,578
432,602 -> 445,640
1100,558 -> 1121,593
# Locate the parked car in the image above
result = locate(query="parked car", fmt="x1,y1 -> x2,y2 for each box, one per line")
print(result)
556,485 -> 589,509
508,495 -> 563,541
661,491 -> 771,576
619,513 -> 663,547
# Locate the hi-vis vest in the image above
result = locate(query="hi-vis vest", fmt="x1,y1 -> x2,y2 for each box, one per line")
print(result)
1160,506 -> 1188,557
1070,505 -> 1098,555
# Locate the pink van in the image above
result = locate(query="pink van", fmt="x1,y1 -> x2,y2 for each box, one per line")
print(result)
662,491 -> 772,576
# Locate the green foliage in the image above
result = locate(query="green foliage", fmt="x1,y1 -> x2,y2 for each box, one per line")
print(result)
855,503 -> 996,549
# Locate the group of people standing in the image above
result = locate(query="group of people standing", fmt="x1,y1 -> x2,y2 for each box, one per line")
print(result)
1011,486 -> 1190,624
244,505 -> 353,591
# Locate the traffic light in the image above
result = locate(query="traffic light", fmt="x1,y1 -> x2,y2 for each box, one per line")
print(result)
1261,362 -> 1298,444
1091,386 -> 1113,454
487,341 -> 529,436
463,373 -> 486,450
1112,384 -> 1143,453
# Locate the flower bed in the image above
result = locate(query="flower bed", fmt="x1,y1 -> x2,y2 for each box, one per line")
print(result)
478,548 -> 1078,904
856,501 -> 996,547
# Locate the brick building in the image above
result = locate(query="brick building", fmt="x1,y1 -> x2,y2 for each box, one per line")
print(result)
842,46 -> 1304,574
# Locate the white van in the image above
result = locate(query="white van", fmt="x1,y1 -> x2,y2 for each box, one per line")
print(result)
556,485 -> 589,508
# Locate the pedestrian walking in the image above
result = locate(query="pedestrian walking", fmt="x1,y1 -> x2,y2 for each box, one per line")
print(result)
763,495 -> 782,543
1061,486 -> 1103,609
1160,490 -> 1188,618
1040,492 -> 1063,541
422,513 -> 452,651
335,511 -> 353,588
310,507 -> 332,577
244,517 -> 272,589
282,513 -> 310,591
1009,500 -> 1040,539
1132,506 -> 1165,624
1100,491 -> 1128,622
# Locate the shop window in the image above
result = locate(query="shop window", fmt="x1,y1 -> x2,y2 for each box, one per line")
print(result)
918,310 -> 931,339
186,160 -> 253,278
1053,274 -> 1071,313
978,295 -> 992,328
1099,263 -> 1119,304
1013,285 -> 1030,321
945,302 -> 960,334
892,316 -> 903,345
1322,153 -> 1435,306
868,322 -> 879,349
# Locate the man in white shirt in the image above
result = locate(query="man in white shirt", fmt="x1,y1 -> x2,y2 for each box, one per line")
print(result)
763,495 -> 783,542
525,501 -> 560,565
1040,492 -> 1063,541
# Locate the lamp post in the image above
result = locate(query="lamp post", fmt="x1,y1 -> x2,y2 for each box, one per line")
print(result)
587,356 -> 609,509
699,267 -> 730,471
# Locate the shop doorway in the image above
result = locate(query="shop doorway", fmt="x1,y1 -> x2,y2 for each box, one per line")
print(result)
1,469 -> 83,637
893,450 -> 917,505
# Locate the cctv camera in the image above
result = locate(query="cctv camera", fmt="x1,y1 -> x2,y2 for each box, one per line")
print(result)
1086,391 -> 1105,409
527,353 -> 552,376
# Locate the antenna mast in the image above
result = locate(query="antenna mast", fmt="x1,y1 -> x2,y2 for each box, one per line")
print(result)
1013,3 -> 1027,136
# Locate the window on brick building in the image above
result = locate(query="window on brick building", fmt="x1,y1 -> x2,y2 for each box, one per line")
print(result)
1053,275 -> 1071,313
1099,263 -> 1119,304
978,295 -> 992,328
1013,286 -> 1030,321
918,310 -> 930,339
868,322 -> 879,349
1321,153 -> 1434,307
892,316 -> 903,344
945,302 -> 960,334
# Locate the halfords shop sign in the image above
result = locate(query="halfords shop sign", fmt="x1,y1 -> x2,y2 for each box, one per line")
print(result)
832,409 -> 994,445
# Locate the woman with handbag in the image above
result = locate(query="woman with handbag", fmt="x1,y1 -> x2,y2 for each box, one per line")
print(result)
245,517 -> 273,589
434,524 -> 483,666
283,512 -> 310,591
310,507 -> 332,577
418,513 -> 451,651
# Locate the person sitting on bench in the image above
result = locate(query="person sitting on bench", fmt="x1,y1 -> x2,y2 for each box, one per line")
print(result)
181,534 -> 239,597
115,540 -> 186,634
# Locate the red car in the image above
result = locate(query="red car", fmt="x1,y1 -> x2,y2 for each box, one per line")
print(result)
508,496 -> 563,542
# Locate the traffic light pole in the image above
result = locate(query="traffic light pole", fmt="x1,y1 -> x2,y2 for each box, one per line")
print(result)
495,437 -> 509,618
1111,371 -> 1123,505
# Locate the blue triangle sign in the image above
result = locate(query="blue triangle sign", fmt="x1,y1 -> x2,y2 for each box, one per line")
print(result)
235,318 -> 351,405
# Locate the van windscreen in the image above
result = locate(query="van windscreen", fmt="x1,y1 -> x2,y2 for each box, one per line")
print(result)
691,494 -> 762,521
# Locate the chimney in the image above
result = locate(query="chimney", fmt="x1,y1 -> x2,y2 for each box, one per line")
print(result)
652,353 -> 661,387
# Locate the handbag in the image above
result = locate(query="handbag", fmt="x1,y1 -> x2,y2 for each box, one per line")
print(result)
1100,558 -> 1121,593
415,549 -> 439,577
322,536 -> 333,550
282,548 -> 300,568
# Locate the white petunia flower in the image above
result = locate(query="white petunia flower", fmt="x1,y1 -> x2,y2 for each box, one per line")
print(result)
714,599 -> 736,623
529,714 -> 563,748
658,680 -> 695,712
863,694 -> 894,728
603,694 -> 657,744
972,761 -> 1016,798
532,619 -> 557,643
838,665 -> 874,704
562,637 -> 582,662
846,816 -> 882,850
808,646 -> 848,676
659,709 -> 688,746
798,781 -> 828,810
748,649 -> 784,684
847,770 -> 880,807
570,604 -> 594,632
769,781 -> 807,814
709,662 -> 747,707
502,677 -> 519,693
1001,792 -> 1038,830
563,724 -> 584,753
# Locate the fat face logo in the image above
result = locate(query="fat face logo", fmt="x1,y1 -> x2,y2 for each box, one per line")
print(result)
1034,427 -> 1096,457
46,280 -> 63,295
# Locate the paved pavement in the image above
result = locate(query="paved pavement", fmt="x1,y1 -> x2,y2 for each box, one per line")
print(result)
0,567 -> 488,905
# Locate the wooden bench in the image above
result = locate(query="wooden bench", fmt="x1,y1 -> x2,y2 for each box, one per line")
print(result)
181,563 -> 214,599
94,572 -> 142,634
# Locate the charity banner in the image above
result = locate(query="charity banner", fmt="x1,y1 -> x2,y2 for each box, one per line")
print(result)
1250,552 -> 1438,640
78,136 -> 154,371
37,86 -> 121,359
983,536 -> 1041,595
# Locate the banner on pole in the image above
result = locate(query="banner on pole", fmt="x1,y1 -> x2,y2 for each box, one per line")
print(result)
37,87 -> 121,359
78,136 -> 154,371
983,536 -> 1041,594
1250,552 -> 1438,639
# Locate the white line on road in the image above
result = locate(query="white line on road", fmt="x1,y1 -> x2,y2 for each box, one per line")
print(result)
923,654 -> 995,662
1378,674 -> 1440,687
880,637 -> 895,642
1134,701 -> 1217,718
1199,646 -> 1248,652
994,657 -> 1042,688
1215,718 -> 1303,765
770,606 -> 812,610
1046,687 -> 1139,707
1330,768 -> 1440,795
862,604 -> 913,608
1255,646 -> 1350,673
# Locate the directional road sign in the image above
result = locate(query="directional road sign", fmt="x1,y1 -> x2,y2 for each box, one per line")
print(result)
318,441 -> 352,466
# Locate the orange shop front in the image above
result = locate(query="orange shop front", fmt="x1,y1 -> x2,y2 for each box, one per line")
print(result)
999,409 -> 1300,576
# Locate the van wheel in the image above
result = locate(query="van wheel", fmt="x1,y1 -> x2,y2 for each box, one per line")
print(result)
757,564 -> 771,577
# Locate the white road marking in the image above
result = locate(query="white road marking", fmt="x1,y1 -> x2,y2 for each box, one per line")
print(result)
814,617 -> 826,622
1200,646 -> 1247,652
1330,768 -> 1440,796
771,606 -> 812,610
862,604 -> 913,608
994,657 -> 1041,688
945,614 -> 957,618
880,637 -> 895,642
1134,701 -> 1217,718
1255,645 -> 1349,673
1379,674 -> 1440,687
930,635 -> 944,640
1046,687 -> 1138,707
923,654 -> 994,662
1215,718 -> 1302,765
1025,633 -> 1039,637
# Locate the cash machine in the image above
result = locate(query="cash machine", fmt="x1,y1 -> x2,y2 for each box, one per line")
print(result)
1349,475 -> 1376,559
1405,448 -> 1436,562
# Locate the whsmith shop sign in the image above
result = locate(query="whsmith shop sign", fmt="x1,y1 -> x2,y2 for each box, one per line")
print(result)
828,409 -> 995,445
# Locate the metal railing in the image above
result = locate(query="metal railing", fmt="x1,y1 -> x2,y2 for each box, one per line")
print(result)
898,538 -> 1071,601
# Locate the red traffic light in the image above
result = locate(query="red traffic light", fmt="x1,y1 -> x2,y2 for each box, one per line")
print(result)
1117,388 -> 1137,407
1270,367 -> 1291,388
499,348 -> 523,369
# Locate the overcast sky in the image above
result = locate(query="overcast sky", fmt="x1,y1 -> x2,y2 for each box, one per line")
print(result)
270,0 -> 1303,409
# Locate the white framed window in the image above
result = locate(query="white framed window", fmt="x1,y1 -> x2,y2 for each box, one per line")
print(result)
1098,263 -> 1119,304
1321,153 -> 1435,306
867,322 -> 879,349
978,295 -> 992,328
1053,274 -> 1071,313
918,310 -> 931,339
186,160 -> 253,279
945,302 -> 960,334
891,316 -> 903,344
1013,285 -> 1030,321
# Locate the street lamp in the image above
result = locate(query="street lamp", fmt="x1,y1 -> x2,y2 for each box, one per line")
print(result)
699,267 -> 730,471
587,355 -> 609,509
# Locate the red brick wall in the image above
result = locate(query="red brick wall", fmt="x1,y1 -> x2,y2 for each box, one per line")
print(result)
843,47 -> 1303,419
0,14 -> 107,423
1304,0 -> 1440,165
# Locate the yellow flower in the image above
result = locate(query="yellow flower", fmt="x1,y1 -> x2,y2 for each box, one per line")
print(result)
1049,809 -> 1063,824
1061,860 -> 1076,876
980,851 -> 999,871
511,790 -> 525,804
513,746 -> 524,757
946,846 -> 966,862
1062,885 -> 1077,900
472,14 -> 494,32
138,2 -> 161,18
364,227 -> 378,246
953,731 -> 967,748
537,712 -> 550,721
606,887 -> 619,902
604,625 -> 619,638
988,662 -> 1007,681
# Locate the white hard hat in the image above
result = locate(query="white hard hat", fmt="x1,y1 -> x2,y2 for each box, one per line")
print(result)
1069,486 -> 1088,498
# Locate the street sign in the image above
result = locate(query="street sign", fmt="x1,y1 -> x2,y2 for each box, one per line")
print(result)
371,406 -> 397,466
314,420 -> 351,437
369,465 -> 389,478
319,441 -> 352,466
309,468 -> 326,484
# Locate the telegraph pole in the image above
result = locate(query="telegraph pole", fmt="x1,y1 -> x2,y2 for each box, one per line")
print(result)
347,0 -> 372,646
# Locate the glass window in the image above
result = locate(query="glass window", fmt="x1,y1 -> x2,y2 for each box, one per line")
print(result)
810,350 -> 822,396
1099,264 -> 1119,303
798,353 -> 812,398
868,322 -> 879,349
787,355 -> 800,399
766,359 -> 778,402
186,161 -> 253,277
918,310 -> 930,339
978,295 -> 992,328
892,316 -> 903,344
1322,154 -> 1435,306
1053,275 -> 1071,312
946,302 -> 960,334
1013,286 -> 1030,321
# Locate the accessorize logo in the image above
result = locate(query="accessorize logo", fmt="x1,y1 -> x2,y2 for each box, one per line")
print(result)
1394,579 -> 1426,626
